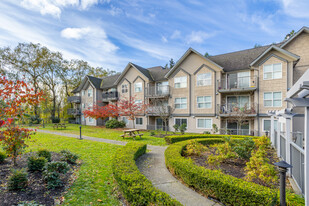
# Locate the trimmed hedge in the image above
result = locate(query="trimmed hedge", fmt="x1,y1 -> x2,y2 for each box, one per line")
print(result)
165,138 -> 304,206
112,142 -> 182,206
165,134 -> 254,144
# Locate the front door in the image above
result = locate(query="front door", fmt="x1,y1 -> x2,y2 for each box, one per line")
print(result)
156,118 -> 168,131
227,121 -> 250,135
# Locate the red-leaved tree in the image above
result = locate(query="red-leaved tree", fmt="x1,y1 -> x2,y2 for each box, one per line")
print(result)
83,104 -> 118,120
0,76 -> 44,165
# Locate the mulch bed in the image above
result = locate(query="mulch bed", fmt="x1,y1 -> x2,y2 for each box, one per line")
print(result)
0,152 -> 81,206
186,146 -> 284,188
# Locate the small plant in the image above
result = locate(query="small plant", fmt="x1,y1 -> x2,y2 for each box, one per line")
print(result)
203,131 -> 211,134
179,124 -> 187,135
173,124 -> 179,133
184,140 -> 208,156
232,137 -> 255,159
60,150 -> 79,164
254,135 -> 271,149
45,161 -> 69,174
28,115 -> 42,125
212,124 -> 218,134
37,149 -> 52,162
149,131 -> 155,136
43,171 -> 62,189
207,138 -> 236,166
8,169 -> 28,190
51,117 -> 60,123
28,156 -> 47,172
0,151 -> 6,163
105,119 -> 126,128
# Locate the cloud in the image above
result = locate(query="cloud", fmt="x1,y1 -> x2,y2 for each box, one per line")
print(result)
161,36 -> 168,43
61,27 -> 91,39
171,30 -> 181,39
109,5 -> 122,16
279,0 -> 309,18
186,31 -> 213,44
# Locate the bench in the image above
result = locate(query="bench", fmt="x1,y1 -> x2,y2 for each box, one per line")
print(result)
53,123 -> 66,130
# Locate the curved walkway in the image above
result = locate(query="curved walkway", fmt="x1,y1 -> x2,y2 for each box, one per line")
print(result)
36,129 -> 219,206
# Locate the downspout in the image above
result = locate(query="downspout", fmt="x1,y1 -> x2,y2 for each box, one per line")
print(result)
189,74 -> 192,116
214,71 -> 217,116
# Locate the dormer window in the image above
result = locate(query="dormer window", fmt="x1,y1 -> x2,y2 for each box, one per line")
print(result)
135,82 -> 142,93
197,73 -> 211,86
263,63 -> 282,80
88,88 -> 93,97
122,84 -> 128,93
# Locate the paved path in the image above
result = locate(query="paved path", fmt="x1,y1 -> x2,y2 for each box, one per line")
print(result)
37,129 -> 219,206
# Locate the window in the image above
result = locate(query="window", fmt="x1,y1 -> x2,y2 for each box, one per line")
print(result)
82,115 -> 85,121
197,119 -> 212,129
263,119 -> 278,132
263,63 -> 282,80
122,117 -> 128,125
175,97 -> 187,109
197,96 -> 211,108
174,76 -> 187,88
88,103 -> 93,109
264,92 -> 282,107
135,82 -> 142,92
82,90 -> 86,96
82,103 -> 85,109
175,118 -> 187,127
135,100 -> 142,104
136,118 -> 143,125
122,84 -> 128,93
89,117 -> 94,123
88,88 -> 93,97
197,73 -> 211,86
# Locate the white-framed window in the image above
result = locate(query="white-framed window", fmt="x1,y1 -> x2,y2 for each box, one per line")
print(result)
88,88 -> 93,97
135,100 -> 142,104
263,63 -> 282,80
175,118 -> 187,127
82,90 -> 86,96
82,115 -> 85,121
197,118 -> 212,129
134,82 -> 142,92
263,119 -> 278,132
175,97 -> 187,109
197,96 -> 211,109
122,117 -> 129,125
122,84 -> 128,93
89,117 -> 94,123
264,92 -> 282,107
197,73 -> 211,86
82,103 -> 85,109
136,117 -> 143,125
174,76 -> 187,88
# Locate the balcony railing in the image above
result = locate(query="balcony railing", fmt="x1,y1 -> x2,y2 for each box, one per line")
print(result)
217,103 -> 257,116
217,76 -> 257,92
219,128 -> 257,136
145,85 -> 170,98
147,124 -> 170,131
67,108 -> 82,116
146,106 -> 171,116
102,91 -> 118,101
67,96 -> 81,103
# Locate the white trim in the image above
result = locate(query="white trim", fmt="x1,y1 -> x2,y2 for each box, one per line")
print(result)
197,96 -> 212,109
262,118 -> 278,132
175,97 -> 187,109
263,63 -> 282,80
196,118 -> 212,129
135,117 -> 143,125
263,91 -> 282,107
196,72 -> 212,87
114,62 -> 150,85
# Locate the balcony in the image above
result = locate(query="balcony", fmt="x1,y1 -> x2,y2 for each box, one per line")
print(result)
145,85 -> 170,98
146,106 -> 171,116
217,76 -> 257,93
67,108 -> 82,116
217,103 -> 257,116
102,91 -> 118,101
67,96 -> 81,103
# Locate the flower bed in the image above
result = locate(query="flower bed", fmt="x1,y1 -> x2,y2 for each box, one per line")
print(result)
165,138 -> 304,206
112,142 -> 181,206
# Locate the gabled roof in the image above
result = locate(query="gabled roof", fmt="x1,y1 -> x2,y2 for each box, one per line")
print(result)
165,48 -> 223,78
72,75 -> 103,93
100,74 -> 121,89
130,63 -> 153,80
250,45 -> 300,67
115,62 -> 154,84
147,66 -> 170,81
280,26 -> 309,48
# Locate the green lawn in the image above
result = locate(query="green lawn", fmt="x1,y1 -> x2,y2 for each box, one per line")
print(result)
29,124 -> 170,146
26,132 -> 122,205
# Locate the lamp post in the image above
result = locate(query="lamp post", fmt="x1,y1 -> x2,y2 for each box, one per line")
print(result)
79,126 -> 82,140
274,161 -> 292,206
42,120 -> 45,128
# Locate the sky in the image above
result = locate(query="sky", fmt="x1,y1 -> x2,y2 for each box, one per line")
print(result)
0,0 -> 309,72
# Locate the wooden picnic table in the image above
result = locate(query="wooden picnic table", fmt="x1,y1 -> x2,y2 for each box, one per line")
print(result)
120,129 -> 143,139
53,123 -> 66,130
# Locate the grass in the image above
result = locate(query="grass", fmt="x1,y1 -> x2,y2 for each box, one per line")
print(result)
28,123 -> 171,146
25,132 -> 122,205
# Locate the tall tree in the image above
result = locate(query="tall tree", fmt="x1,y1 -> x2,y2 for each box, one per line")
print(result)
204,52 -> 211,57
285,30 -> 295,40
169,58 -> 175,69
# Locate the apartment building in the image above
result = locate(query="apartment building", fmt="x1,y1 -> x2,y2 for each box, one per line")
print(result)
68,26 -> 309,135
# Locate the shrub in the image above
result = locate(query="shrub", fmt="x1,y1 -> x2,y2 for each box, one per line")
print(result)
212,124 -> 219,134
165,138 -> 304,206
173,124 -> 179,133
27,156 -> 47,172
60,150 -> 79,164
8,169 -> 28,190
203,131 -> 211,134
43,171 -> 62,189
179,123 -> 187,135
45,161 -> 69,174
51,117 -> 60,123
0,151 -> 6,163
207,138 -> 236,166
184,140 -> 208,156
112,142 -> 181,206
28,115 -> 42,125
105,119 -> 126,128
149,131 -> 155,136
37,149 -> 52,162
232,137 -> 255,159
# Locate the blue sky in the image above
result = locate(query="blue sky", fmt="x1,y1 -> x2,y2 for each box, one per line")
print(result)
0,0 -> 309,72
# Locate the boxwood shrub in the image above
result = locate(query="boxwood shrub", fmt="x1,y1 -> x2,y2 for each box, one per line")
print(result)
112,142 -> 181,206
165,138 -> 304,206
164,134 -> 254,144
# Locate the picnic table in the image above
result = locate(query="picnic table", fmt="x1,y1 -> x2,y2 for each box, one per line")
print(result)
120,129 -> 143,139
53,123 -> 66,130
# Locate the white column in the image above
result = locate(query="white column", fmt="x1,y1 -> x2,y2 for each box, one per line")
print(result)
305,107 -> 309,206
271,115 -> 275,146
285,117 -> 291,175
277,121 -> 281,158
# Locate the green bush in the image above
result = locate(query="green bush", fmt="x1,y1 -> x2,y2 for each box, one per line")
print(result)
149,131 -> 155,136
37,149 -> 52,162
173,124 -> 179,133
232,137 -> 255,159
45,161 -> 69,174
27,156 -> 47,172
165,133 -> 254,144
8,169 -> 28,190
179,123 -> 187,135
28,115 -> 42,125
165,138 -> 304,206
112,142 -> 181,206
60,150 -> 79,164
105,119 -> 126,129
0,151 -> 6,163
43,171 -> 62,189
51,117 -> 60,123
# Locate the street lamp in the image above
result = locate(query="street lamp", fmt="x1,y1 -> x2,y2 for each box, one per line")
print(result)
274,160 -> 293,206
79,126 -> 82,140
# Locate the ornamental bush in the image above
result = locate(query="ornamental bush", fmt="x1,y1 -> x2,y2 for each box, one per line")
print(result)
0,151 -> 6,163
105,119 -> 126,129
43,171 -> 62,189
112,142 -> 181,206
60,150 -> 79,164
37,149 -> 52,162
27,156 -> 47,172
44,161 -> 69,174
8,169 -> 28,190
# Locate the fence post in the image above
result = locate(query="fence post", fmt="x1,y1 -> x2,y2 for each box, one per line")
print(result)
277,121 -> 281,158
271,115 -> 275,146
305,107 -> 309,206
285,117 -> 291,176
